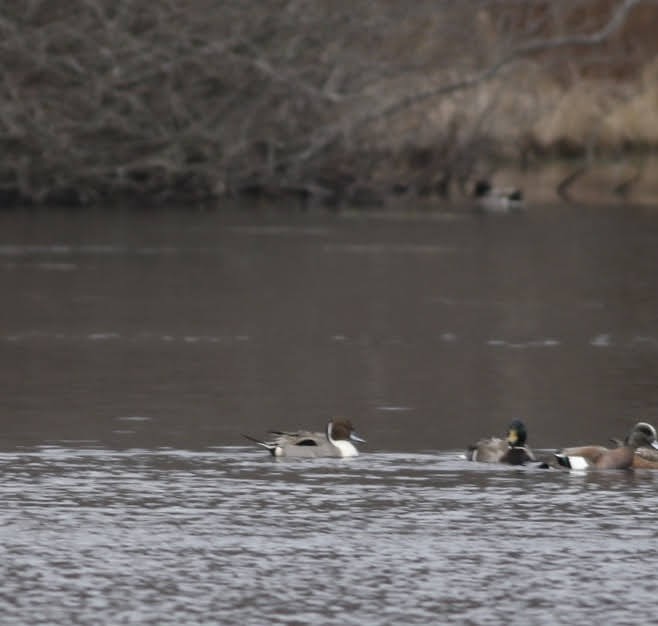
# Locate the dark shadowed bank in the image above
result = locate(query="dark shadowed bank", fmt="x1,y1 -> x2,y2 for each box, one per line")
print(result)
1,0 -> 658,209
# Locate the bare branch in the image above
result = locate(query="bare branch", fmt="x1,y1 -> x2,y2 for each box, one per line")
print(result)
359,0 -> 651,124
0,0 -> 656,205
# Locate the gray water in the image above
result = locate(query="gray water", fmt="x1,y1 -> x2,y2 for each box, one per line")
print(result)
1,205 -> 658,624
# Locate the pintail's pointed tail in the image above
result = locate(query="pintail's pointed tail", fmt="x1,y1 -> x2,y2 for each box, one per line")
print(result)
242,433 -> 277,455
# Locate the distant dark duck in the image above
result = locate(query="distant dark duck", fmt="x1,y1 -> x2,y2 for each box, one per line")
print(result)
473,179 -> 524,212
243,418 -> 366,458
466,419 -> 535,465
554,422 -> 658,470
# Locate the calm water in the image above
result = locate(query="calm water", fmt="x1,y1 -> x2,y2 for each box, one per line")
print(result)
1,204 -> 658,624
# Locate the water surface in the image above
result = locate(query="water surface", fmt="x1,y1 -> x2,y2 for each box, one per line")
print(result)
1,205 -> 658,623
2,447 -> 657,625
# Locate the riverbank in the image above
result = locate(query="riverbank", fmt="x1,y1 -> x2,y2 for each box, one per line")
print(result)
2,154 -> 658,211
2,2 -> 657,210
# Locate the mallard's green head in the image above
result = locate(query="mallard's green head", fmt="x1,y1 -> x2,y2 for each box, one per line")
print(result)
507,419 -> 528,447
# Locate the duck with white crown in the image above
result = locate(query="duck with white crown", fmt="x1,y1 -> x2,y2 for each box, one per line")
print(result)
553,422 -> 658,470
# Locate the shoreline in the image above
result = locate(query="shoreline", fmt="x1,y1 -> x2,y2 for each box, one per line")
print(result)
1,155 -> 657,212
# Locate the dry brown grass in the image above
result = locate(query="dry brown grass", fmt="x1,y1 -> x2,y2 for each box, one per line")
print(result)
602,59 -> 658,146
527,58 -> 658,153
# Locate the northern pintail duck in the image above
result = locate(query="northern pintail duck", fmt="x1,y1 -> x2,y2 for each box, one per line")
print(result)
474,179 -> 524,213
466,419 -> 535,465
243,418 -> 365,458
554,422 -> 658,470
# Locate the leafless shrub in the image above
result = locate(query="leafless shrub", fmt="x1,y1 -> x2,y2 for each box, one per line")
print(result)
0,0 -> 655,206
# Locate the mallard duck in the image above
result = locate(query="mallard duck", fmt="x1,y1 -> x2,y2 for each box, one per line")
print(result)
466,419 -> 535,465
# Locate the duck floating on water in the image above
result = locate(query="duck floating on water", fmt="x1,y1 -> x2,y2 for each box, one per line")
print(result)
473,179 -> 524,213
554,422 -> 658,470
466,419 -> 535,465
243,418 -> 366,458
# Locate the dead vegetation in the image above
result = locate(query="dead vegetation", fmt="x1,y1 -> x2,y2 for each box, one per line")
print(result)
0,0 -> 657,207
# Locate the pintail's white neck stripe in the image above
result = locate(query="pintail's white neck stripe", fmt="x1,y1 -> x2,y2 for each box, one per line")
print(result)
332,440 -> 359,457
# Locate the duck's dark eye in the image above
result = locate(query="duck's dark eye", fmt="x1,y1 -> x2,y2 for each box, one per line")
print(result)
297,439 -> 318,446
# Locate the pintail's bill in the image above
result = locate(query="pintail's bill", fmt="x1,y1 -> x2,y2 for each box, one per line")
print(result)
350,432 -> 366,444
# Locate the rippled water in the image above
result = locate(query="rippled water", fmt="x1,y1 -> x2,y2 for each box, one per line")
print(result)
2,205 -> 658,623
2,446 -> 657,625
